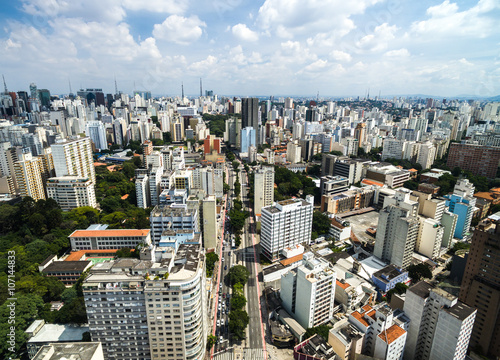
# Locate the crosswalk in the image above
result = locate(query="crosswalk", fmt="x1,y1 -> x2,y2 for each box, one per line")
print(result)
213,348 -> 266,360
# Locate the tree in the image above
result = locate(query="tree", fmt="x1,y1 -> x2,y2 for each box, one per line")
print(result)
329,150 -> 343,156
408,264 -> 433,283
304,324 -> 332,340
229,309 -> 249,340
223,183 -> 230,194
228,265 -> 250,286
230,294 -> 247,310
206,252 -> 219,277
404,180 -> 419,190
233,282 -> 244,297
312,211 -> 331,236
386,282 -> 409,302
207,334 -> 217,349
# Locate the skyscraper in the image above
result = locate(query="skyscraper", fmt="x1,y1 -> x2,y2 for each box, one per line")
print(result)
404,281 -> 476,360
459,219 -> 500,357
13,152 -> 46,201
85,121 -> 108,150
242,97 -> 259,145
254,165 -> 274,217
374,190 -> 419,269
51,137 -> 96,185
260,198 -> 313,261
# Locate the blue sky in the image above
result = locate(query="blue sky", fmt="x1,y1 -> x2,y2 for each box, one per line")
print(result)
1,0 -> 499,98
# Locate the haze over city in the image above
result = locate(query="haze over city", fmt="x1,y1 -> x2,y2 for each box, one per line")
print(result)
1,0 -> 500,97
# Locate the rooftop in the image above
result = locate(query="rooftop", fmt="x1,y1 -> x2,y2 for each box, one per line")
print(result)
408,281 -> 433,299
28,324 -> 89,344
70,229 -> 150,238
445,301 -> 477,321
32,343 -> 102,360
373,264 -> 406,284
43,261 -> 91,272
378,324 -> 406,344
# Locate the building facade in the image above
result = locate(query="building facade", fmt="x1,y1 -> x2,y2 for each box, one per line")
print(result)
47,176 -> 96,210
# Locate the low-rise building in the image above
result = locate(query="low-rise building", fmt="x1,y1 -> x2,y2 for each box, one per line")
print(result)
32,343 -> 104,360
69,224 -> 151,250
371,265 -> 409,294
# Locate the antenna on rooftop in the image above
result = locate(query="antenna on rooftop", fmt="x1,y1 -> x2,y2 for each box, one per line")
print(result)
2,75 -> 8,94
182,82 -> 184,99
115,76 -> 118,95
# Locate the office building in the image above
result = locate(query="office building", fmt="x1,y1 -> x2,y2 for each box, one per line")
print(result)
242,97 -> 259,145
51,137 -> 96,185
149,205 -> 199,244
320,176 -> 349,197
254,165 -> 274,217
85,121 -> 108,150
374,190 -> 419,269
447,142 -> 500,179
459,220 -> 500,358
333,158 -> 366,185
321,154 -> 338,176
281,253 -> 336,329
260,199 -> 313,261
83,243 -> 206,360
321,187 -> 375,214
69,225 -> 151,250
240,126 -> 256,153
404,281 -> 476,360
444,179 -> 476,239
46,176 -> 96,211
202,195 -> 217,249
366,163 -> 410,188
14,152 -> 46,200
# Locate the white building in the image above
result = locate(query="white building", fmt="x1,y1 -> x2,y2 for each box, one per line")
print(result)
46,176 -> 96,211
416,142 -> 436,170
403,281 -> 476,360
254,165 -> 274,217
51,137 -> 96,185
69,226 -> 151,250
85,120 -> 108,150
382,138 -> 404,160
149,205 -> 199,244
136,174 -> 150,208
415,217 -> 444,259
202,195 -> 217,249
260,199 -> 313,261
280,253 -> 336,329
286,141 -> 302,164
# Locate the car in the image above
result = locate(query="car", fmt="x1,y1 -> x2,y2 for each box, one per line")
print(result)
224,265 -> 227,270
220,335 -> 223,342
221,319 -> 225,326
217,319 -> 220,326
222,302 -> 225,308
222,257 -> 225,262
220,283 -> 222,289
218,304 -> 221,311
223,293 -> 226,298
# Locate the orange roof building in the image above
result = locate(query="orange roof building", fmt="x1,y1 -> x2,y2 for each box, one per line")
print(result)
377,324 -> 406,345
69,228 -> 151,251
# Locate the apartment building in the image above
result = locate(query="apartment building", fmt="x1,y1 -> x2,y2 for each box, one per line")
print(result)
254,165 -> 275,217
46,176 -> 96,211
51,137 -> 96,185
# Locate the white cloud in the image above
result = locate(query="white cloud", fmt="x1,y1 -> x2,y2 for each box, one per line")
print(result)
330,50 -> 352,62
355,23 -> 398,52
122,0 -> 187,14
153,15 -> 206,45
411,0 -> 500,38
231,24 -> 259,42
384,48 -> 410,57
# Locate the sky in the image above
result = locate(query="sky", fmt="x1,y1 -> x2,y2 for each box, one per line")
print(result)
1,0 -> 500,98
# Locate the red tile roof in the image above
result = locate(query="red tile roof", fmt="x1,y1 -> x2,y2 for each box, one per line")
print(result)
70,229 -> 150,238
336,280 -> 350,290
280,254 -> 303,266
378,324 -> 406,344
351,311 -> 370,327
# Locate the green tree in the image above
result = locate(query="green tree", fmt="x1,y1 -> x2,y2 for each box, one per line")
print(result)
206,252 -> 219,277
61,287 -> 78,303
408,264 -> 433,283
386,282 -> 409,302
329,150 -> 343,156
233,282 -> 244,297
312,211 -> 331,236
228,265 -> 250,286
304,324 -> 332,340
230,294 -> 247,310
207,334 -> 217,349
229,309 -> 249,340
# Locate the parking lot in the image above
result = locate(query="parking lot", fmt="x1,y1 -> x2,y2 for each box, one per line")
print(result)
344,210 -> 380,244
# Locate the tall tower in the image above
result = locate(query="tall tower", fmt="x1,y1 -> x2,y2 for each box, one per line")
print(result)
254,165 -> 274,217
242,97 -> 259,145
199,78 -> 202,98
13,152 -> 46,201
459,220 -> 500,357
50,137 -> 96,185
181,82 -> 184,100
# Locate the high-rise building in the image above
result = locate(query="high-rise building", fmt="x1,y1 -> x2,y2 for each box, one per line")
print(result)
459,219 -> 500,357
203,134 -> 221,155
260,198 -> 313,261
51,137 -> 96,185
202,195 -> 217,249
404,281 -> 476,360
254,165 -> 274,216
281,253 -> 336,328
85,121 -> 108,150
47,176 -> 96,210
382,138 -> 404,160
83,243 -> 206,360
286,141 -> 302,164
444,179 -> 476,239
447,142 -> 500,179
374,190 -> 419,269
240,127 -> 256,153
242,97 -> 259,145
354,123 -> 366,148
416,142 -> 436,170
149,205 -> 199,244
14,152 -> 46,200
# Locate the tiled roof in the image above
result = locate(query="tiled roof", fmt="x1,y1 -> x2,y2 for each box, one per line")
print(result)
70,229 -> 150,238
378,324 -> 406,344
351,311 -> 369,327
65,249 -> 125,261
280,254 -> 303,266
336,280 -> 350,290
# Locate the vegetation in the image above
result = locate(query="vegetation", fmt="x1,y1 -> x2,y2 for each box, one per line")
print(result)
227,265 -> 250,286
311,211 -> 331,240
228,200 -> 249,239
229,309 -> 249,340
230,294 -> 247,311
206,252 -> 219,277
203,114 -> 233,137
408,264 -> 433,283
207,334 -> 217,349
115,247 -> 140,259
304,324 -> 332,341
274,166 -> 320,203
451,242 -> 470,253
386,282 -> 409,302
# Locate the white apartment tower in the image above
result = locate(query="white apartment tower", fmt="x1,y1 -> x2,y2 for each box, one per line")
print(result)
83,243 -> 207,360
281,253 -> 336,329
254,165 -> 275,217
46,176 -> 97,210
136,174 -> 150,209
51,137 -> 96,185
260,199 -> 313,261
403,281 -> 476,360
375,190 -> 420,269
85,120 -> 108,150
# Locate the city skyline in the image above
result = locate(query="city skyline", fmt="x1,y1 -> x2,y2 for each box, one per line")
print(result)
1,0 -> 500,98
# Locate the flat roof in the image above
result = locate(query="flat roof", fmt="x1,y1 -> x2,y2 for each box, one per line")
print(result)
445,302 -> 476,321
278,309 -> 306,336
28,324 -> 89,344
32,343 -> 101,360
408,281 -> 433,299
43,261 -> 91,272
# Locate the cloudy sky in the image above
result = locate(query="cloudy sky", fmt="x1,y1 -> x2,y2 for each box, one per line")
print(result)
1,0 -> 500,98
